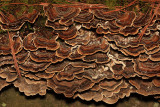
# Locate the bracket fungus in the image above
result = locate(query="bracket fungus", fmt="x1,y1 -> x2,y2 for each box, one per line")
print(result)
0,0 -> 160,105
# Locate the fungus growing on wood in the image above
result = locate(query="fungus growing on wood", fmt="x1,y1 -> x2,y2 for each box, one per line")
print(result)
92,8 -> 119,20
56,41 -> 71,58
134,59 -> 160,77
83,52 -> 110,63
44,5 -> 80,23
56,64 -> 84,81
74,9 -> 94,23
47,76 -> 94,97
19,58 -> 51,72
82,18 -> 101,29
33,29 -> 59,50
57,25 -> 77,40
78,37 -> 109,55
119,26 -> 140,36
0,1 -> 160,105
65,29 -> 91,46
14,77 -> 47,96
116,11 -> 136,27
45,20 -> 68,30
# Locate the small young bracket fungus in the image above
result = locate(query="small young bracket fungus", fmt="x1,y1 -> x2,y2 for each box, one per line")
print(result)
0,0 -> 160,105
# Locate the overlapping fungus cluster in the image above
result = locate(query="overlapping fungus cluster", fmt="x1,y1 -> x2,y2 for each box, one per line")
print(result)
0,3 -> 160,104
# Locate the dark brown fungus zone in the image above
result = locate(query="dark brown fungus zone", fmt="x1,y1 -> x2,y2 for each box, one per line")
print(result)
92,8 -> 120,20
96,26 -> 110,34
129,78 -> 160,96
121,45 -> 145,56
133,12 -> 152,27
78,37 -> 109,55
57,25 -> 77,40
82,18 -> 101,29
134,59 -> 160,77
56,64 -> 84,81
142,31 -> 160,50
108,20 -> 120,33
150,50 -> 160,61
83,52 -> 110,63
56,41 -> 71,58
44,5 -> 80,23
65,29 -> 91,46
47,76 -> 94,97
35,71 -> 54,79
25,73 -> 40,80
0,32 -> 22,55
45,20 -> 68,30
19,58 -> 51,72
30,49 -> 54,62
33,29 -> 59,50
16,49 -> 29,64
0,2 -> 160,105
74,9 -> 94,23
45,61 -> 69,73
0,55 -> 13,66
23,33 -> 38,51
116,11 -> 136,27
119,26 -> 140,36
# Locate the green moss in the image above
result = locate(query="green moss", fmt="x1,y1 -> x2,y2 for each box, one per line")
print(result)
105,0 -> 117,10
1,102 -> 6,107
16,6 -> 28,18
0,1 -> 10,11
28,6 -> 34,13
104,0 -> 133,10
141,3 -> 150,13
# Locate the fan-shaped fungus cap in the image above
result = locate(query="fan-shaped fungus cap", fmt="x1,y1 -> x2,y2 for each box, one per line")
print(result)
47,76 -> 94,97
74,9 -> 94,23
116,11 -> 136,27
0,2 -> 160,105
19,58 -> 51,72
65,29 -> 91,46
44,5 -> 80,24
14,77 -> 47,96
92,8 -> 120,20
78,37 -> 109,55
129,78 -> 160,96
57,26 -> 77,40
56,64 -> 84,81
120,26 -> 140,36
134,59 -> 160,77
83,52 -> 110,63
56,41 -> 71,58
45,20 -> 68,30
0,69 -> 17,82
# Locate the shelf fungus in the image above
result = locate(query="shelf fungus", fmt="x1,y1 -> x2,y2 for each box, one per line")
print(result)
0,2 -> 160,105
